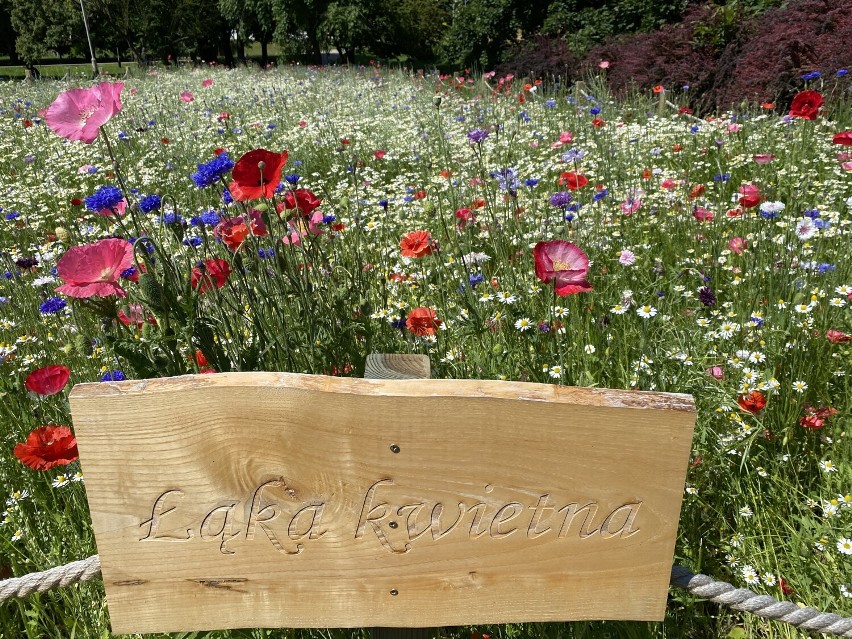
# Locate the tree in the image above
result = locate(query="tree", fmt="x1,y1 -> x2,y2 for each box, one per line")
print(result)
440,0 -> 519,69
273,0 -> 329,65
9,0 -> 83,76
219,0 -> 277,66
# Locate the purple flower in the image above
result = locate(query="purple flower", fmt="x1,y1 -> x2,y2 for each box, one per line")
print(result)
549,192 -> 573,208
467,129 -> 489,143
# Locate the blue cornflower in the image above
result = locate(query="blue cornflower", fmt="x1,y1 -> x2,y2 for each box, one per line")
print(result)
564,213 -> 575,222
524,178 -> 539,187
760,210 -> 779,219
593,189 -> 609,201
838,69 -> 848,77
467,129 -> 489,143
5,211 -> 20,220
378,199 -> 389,209
84,185 -> 124,212
390,318 -> 406,330
322,214 -> 336,224
814,219 -> 830,229
201,210 -> 220,225
100,370 -> 127,382
139,194 -> 161,213
469,273 -> 484,287
491,168 -> 520,192
562,148 -> 585,163
120,266 -> 137,280
39,297 -> 67,314
544,99 -> 557,108
818,263 -> 836,274
566,203 -> 583,213
549,191 -> 573,208
222,188 -> 233,204
456,116 -> 465,122
87,166 -> 99,174
803,208 -> 820,218
749,316 -> 765,328
713,174 -> 730,182
0,296 -> 7,305
258,247 -> 275,259
518,111 -> 531,123
690,125 -> 700,133
285,174 -> 301,185
160,212 -> 183,225
183,237 -> 203,247
801,71 -> 821,81
589,107 -> 601,115
190,153 -> 234,188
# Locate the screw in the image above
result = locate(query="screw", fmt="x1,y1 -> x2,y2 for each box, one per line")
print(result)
390,444 -> 400,454
390,589 -> 398,596
388,521 -> 398,529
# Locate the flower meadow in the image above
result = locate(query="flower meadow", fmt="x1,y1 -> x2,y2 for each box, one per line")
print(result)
0,65 -> 851,639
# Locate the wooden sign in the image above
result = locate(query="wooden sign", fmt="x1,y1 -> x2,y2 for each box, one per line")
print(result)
69,373 -> 695,634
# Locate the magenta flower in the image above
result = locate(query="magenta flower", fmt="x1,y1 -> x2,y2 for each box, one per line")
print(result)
533,240 -> 592,296
55,238 -> 134,298
43,82 -> 124,144
180,91 -> 195,103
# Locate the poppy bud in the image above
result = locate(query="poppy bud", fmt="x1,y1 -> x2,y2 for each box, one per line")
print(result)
54,226 -> 70,243
72,334 -> 93,356
257,161 -> 266,171
139,274 -> 167,312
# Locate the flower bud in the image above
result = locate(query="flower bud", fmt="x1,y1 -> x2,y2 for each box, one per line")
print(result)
54,226 -> 70,243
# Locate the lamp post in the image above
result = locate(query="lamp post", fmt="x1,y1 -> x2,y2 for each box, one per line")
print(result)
79,0 -> 99,78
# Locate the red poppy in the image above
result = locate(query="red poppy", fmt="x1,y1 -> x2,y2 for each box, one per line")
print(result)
826,329 -> 850,343
25,365 -> 71,396
591,118 -> 606,128
374,150 -> 386,159
558,172 -> 588,190
213,147 -> 227,156
789,90 -> 823,120
282,188 -> 322,215
228,149 -> 288,201
779,578 -> 793,595
652,85 -> 664,94
191,258 -> 231,294
406,307 -> 441,336
533,240 -> 592,296
214,217 -> 249,251
760,103 -> 775,110
13,425 -> 79,470
70,198 -> 83,206
23,119 -> 32,128
678,106 -> 693,115
118,303 -> 155,329
799,414 -> 825,430
832,131 -> 852,146
689,184 -> 705,199
455,208 -> 475,228
400,230 -> 434,258
737,390 -> 766,414
672,144 -> 683,152
738,184 -> 761,208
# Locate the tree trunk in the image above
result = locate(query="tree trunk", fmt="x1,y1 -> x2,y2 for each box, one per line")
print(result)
261,39 -> 268,67
237,39 -> 246,65
116,48 -> 122,68
222,30 -> 234,68
308,33 -> 322,65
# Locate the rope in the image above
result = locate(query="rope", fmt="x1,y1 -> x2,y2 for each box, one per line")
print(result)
671,566 -> 852,637
0,555 -> 100,602
2,558 -> 851,637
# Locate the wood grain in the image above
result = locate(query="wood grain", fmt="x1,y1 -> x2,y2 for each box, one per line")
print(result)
69,373 -> 695,634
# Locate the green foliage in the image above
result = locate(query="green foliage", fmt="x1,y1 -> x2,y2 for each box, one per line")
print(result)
439,0 -> 519,68
691,0 -> 786,54
8,0 -> 82,68
543,0 -> 687,56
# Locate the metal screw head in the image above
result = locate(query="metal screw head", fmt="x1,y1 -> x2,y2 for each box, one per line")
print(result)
388,521 -> 398,529
390,444 -> 400,454
390,589 -> 399,596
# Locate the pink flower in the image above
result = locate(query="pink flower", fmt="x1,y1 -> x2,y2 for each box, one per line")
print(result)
94,198 -> 127,218
533,240 -> 592,296
842,161 -> 852,172
728,237 -> 746,254
559,131 -> 573,143
201,79 -> 213,87
43,82 -> 124,144
55,238 -> 134,298
706,366 -> 725,381
693,207 -> 714,222
180,91 -> 195,103
753,154 -> 775,165
620,197 -> 641,215
618,249 -> 636,265
598,60 -> 610,69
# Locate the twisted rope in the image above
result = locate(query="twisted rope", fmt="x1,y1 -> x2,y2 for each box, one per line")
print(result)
671,566 -> 852,637
2,558 -> 851,637
0,555 -> 100,602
